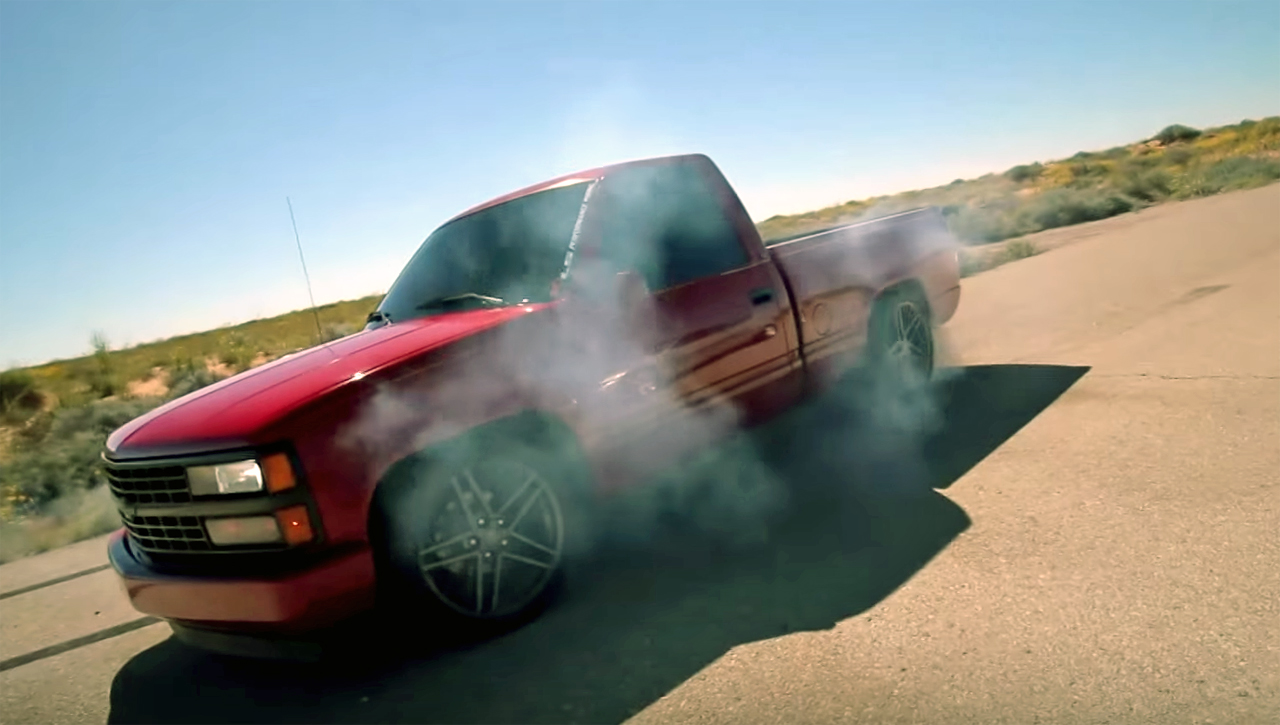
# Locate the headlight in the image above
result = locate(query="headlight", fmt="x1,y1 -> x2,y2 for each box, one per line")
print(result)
188,453 -> 296,496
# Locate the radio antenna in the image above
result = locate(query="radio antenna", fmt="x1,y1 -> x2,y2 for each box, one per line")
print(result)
287,197 -> 324,343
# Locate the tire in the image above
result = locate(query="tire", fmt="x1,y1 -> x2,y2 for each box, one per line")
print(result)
866,286 -> 934,389
376,434 -> 590,637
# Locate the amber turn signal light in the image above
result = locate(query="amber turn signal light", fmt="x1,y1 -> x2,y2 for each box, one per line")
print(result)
275,505 -> 314,546
261,452 -> 296,493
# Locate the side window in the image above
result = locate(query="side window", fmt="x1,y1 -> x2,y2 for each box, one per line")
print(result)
597,164 -> 749,291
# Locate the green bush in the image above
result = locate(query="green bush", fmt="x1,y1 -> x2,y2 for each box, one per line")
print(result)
0,398 -> 156,510
1115,168 -> 1174,202
948,206 -> 1015,244
1064,161 -> 1111,187
947,187 -> 1136,244
1171,157 -> 1280,200
0,370 -> 42,419
1019,188 -> 1135,230
958,250 -> 988,278
87,332 -> 121,398
321,322 -> 358,342
957,239 -> 1040,278
0,486 -> 120,563
1199,156 -> 1280,193
1004,163 -> 1043,183
168,364 -> 227,399
998,239 -> 1039,263
1154,124 -> 1202,144
217,332 -> 256,371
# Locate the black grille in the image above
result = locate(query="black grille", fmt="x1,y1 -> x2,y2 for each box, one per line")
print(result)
121,512 -> 212,552
105,464 -> 192,505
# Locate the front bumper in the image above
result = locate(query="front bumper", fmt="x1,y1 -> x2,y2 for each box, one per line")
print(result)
107,529 -> 377,632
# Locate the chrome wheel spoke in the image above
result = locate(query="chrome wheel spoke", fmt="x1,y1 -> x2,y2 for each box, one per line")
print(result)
503,551 -> 554,570
421,551 -> 479,572
418,531 -> 471,561
416,460 -> 565,619
448,476 -> 481,532
903,307 -> 924,342
497,472 -> 537,517
508,530 -> 557,557
508,485 -> 544,530
462,469 -> 495,517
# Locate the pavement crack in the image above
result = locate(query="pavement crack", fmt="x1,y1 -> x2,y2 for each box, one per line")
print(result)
0,616 -> 161,673
0,564 -> 111,601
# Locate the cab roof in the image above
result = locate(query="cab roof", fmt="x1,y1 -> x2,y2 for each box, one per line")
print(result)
445,153 -> 713,224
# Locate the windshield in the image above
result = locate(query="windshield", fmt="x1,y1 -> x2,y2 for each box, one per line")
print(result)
374,180 -> 593,325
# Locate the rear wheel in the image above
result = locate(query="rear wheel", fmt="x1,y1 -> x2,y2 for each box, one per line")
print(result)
378,438 -> 588,634
867,287 -> 934,388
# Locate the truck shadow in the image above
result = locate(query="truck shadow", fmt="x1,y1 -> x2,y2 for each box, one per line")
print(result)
108,363 -> 1088,725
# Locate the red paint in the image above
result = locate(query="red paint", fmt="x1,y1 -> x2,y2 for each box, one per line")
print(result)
105,154 -> 961,640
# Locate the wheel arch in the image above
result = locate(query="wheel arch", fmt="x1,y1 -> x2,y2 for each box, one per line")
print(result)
873,277 -> 932,318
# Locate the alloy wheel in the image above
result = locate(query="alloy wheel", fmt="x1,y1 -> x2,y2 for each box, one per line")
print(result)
415,459 -> 565,619
885,299 -> 932,380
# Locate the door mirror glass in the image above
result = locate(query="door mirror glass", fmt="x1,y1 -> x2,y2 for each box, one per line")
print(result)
614,269 -> 661,351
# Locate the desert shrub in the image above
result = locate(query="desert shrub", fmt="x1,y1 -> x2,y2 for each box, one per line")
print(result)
1115,167 -> 1175,202
217,332 -> 256,371
1201,156 -> 1280,191
0,486 -> 120,563
1173,157 -> 1280,199
1097,146 -> 1132,161
947,202 -> 1023,244
1018,188 -> 1134,231
1154,124 -> 1202,144
1064,161 -> 1111,187
1163,147 -> 1194,167
86,332 -> 121,398
0,398 -> 156,509
0,370 -> 42,419
958,249 -> 988,277
996,239 -> 1039,263
947,187 -> 1136,244
1004,163 -> 1044,183
321,322 -> 358,342
956,239 -> 1039,278
167,364 -> 227,399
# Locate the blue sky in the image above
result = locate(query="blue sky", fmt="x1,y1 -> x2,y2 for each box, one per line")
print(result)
2,0 -> 1277,368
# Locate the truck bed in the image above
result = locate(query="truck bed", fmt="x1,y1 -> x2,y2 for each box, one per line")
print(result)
765,207 -> 962,387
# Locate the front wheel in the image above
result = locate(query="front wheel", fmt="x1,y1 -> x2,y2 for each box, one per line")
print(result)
378,440 -> 587,633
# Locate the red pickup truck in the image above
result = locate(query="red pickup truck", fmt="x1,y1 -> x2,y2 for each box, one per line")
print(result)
104,153 -> 961,658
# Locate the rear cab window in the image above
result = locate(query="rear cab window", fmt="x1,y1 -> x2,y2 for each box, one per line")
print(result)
592,163 -> 750,291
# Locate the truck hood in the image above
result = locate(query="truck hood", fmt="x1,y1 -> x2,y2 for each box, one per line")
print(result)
106,304 -> 552,459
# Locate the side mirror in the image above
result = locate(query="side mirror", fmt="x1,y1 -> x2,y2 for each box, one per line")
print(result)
614,269 -> 650,311
614,270 -> 661,350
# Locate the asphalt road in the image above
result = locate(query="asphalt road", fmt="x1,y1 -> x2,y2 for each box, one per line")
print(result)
1,184 -> 1276,724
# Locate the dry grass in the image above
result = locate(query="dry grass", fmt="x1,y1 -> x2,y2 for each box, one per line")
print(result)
0,486 -> 119,563
756,116 -> 1280,245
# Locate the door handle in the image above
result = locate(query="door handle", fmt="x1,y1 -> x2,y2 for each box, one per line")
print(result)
749,287 -> 774,306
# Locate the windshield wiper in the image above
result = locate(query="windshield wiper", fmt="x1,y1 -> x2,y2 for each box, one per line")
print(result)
415,292 -> 508,312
